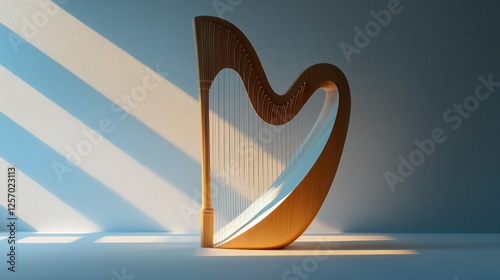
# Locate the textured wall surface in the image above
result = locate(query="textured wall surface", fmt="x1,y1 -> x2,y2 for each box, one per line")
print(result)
0,0 -> 499,233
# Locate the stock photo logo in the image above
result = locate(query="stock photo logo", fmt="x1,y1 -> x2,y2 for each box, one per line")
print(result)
6,0 -> 72,53
213,0 -> 243,18
339,0 -> 408,63
111,267 -> 136,280
384,73 -> 500,192
281,239 -> 340,280
51,65 -> 169,182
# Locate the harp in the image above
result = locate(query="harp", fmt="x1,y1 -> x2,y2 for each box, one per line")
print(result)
195,16 -> 350,249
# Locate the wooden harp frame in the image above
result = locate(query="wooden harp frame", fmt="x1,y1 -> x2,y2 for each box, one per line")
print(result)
194,16 -> 351,249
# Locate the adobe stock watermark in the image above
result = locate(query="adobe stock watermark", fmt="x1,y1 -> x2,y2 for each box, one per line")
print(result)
339,0 -> 409,64
179,141 -> 261,225
179,135 -> 258,224
179,178 -> 224,225
179,110 -> 298,225
111,267 -> 135,280
384,73 -> 499,192
51,65 -> 169,182
281,237 -> 340,280
213,0 -> 243,19
8,0 -> 72,54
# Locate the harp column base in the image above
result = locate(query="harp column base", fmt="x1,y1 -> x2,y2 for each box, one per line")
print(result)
200,208 -> 214,248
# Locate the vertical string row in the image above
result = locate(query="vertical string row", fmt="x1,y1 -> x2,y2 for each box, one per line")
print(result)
206,22 -> 315,246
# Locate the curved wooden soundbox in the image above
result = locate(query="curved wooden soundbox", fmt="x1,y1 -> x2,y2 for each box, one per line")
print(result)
194,16 -> 351,249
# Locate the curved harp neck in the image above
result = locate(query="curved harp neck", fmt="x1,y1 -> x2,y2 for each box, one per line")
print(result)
194,16 -> 350,125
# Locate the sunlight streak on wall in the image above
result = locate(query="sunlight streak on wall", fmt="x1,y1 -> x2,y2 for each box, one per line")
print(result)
0,0 -> 200,162
0,156 -> 100,232
0,66 -> 195,231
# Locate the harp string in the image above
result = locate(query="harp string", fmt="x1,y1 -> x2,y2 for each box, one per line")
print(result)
208,67 -> 319,245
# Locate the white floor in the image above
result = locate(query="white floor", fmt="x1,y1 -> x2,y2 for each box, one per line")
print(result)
0,232 -> 499,280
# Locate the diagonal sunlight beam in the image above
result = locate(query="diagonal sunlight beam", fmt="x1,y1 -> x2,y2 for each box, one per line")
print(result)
0,65 -> 194,231
0,205 -> 35,232
0,1 -> 335,226
0,156 -> 99,232
0,27 -> 292,208
0,0 -> 200,162
0,22 -> 201,201
0,1 -> 294,169
0,115 -> 168,231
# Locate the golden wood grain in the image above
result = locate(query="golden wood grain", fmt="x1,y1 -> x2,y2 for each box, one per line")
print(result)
194,16 -> 350,249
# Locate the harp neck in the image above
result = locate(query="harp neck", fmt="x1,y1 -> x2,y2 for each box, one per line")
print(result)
194,16 -> 350,125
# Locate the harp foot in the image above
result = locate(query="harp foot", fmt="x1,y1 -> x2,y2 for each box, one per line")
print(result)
200,208 -> 214,248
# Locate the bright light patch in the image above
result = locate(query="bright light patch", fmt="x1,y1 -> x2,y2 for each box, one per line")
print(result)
95,235 -> 199,243
0,0 -> 200,162
0,66 -> 193,231
18,236 -> 82,244
196,249 -> 417,257
296,235 -> 394,242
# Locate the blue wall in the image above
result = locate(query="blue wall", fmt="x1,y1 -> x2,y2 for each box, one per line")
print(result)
1,0 -> 499,233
